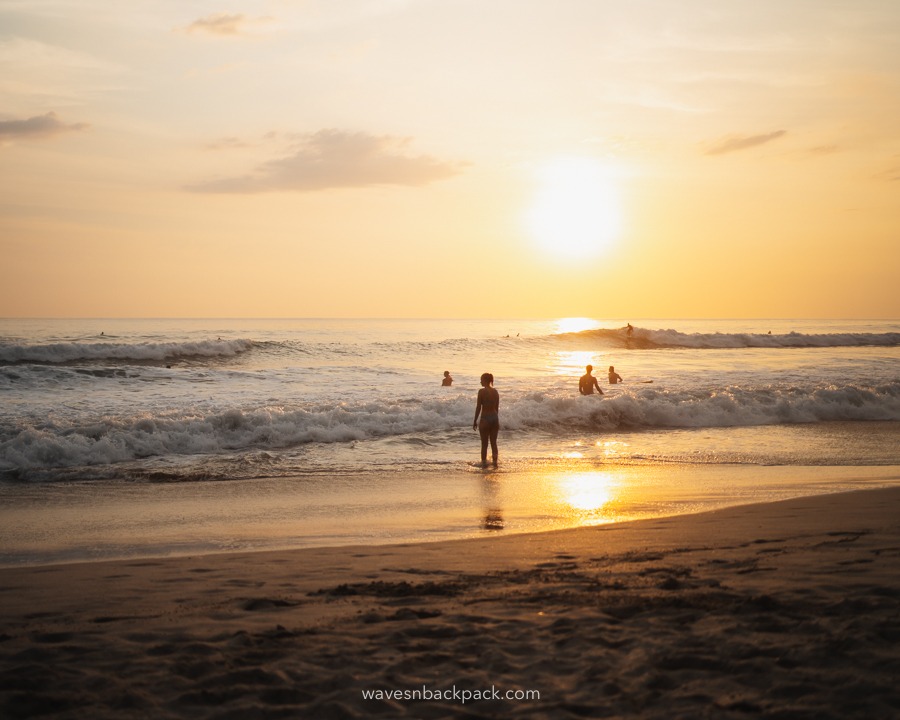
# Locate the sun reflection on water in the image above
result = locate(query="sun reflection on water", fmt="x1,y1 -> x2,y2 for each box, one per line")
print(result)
556,471 -> 619,519
553,317 -> 601,334
551,350 -> 602,376
597,440 -> 629,458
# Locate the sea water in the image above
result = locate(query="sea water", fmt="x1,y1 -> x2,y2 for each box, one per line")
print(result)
1,318 -> 898,565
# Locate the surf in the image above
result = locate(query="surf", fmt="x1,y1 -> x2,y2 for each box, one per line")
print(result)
0,338 -> 254,365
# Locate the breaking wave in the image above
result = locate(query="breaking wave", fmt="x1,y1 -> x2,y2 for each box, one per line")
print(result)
4,326 -> 895,369
0,339 -> 254,365
561,327 -> 900,350
3,381 -> 898,480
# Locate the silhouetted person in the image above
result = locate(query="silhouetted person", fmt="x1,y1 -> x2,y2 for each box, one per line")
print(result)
473,373 -> 499,468
626,323 -> 634,336
442,370 -> 453,386
579,365 -> 603,395
608,365 -> 623,384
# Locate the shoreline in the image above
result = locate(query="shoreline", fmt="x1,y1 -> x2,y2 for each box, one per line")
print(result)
2,462 -> 899,568
2,485 -> 899,718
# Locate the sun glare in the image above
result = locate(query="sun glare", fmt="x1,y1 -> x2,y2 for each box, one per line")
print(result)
551,350 -> 600,376
554,317 -> 600,334
557,472 -> 618,513
526,157 -> 622,260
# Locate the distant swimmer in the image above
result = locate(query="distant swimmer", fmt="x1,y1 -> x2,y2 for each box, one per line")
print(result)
473,373 -> 500,468
608,366 -> 623,384
579,365 -> 604,395
442,370 -> 453,387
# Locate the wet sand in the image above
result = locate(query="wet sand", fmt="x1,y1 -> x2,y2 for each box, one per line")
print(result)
1,485 -> 899,719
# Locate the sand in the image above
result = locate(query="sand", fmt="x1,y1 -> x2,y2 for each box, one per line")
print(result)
1,486 -> 899,719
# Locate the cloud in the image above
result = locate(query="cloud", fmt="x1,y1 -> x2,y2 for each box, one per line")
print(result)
205,136 -> 253,151
0,112 -> 88,141
189,130 -> 465,193
875,161 -> 900,183
807,144 -> 838,156
185,13 -> 270,37
705,130 -> 786,156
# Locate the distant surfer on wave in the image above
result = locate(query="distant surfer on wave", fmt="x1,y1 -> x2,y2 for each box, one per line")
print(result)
608,365 -> 623,384
473,372 -> 499,469
579,365 -> 604,395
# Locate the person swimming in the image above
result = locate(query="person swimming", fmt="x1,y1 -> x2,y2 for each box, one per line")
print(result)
441,370 -> 453,386
579,365 -> 603,395
608,365 -> 623,384
473,372 -> 499,468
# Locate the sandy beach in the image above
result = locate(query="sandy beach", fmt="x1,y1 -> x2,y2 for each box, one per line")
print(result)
1,484 -> 899,719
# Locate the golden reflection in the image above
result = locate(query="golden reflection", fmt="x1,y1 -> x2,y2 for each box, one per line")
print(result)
554,317 -> 600,335
596,440 -> 629,458
481,477 -> 505,531
552,350 -> 600,376
556,471 -> 618,514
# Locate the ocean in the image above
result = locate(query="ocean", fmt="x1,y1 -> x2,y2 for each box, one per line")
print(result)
1,317 -> 898,566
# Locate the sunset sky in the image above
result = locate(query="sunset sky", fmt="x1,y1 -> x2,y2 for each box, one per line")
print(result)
2,0 -> 898,319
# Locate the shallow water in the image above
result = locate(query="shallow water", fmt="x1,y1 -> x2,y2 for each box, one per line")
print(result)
1,462 -> 898,567
1,318 -> 898,564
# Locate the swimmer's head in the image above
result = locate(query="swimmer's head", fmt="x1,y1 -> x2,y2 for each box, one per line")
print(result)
585,365 -> 593,372
480,372 -> 494,385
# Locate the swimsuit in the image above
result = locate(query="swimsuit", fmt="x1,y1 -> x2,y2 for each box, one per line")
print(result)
479,413 -> 499,428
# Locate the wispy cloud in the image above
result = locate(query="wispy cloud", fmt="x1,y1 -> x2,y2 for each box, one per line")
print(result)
184,13 -> 270,37
876,159 -> 900,183
706,130 -> 786,156
0,112 -> 88,142
205,136 -> 253,151
189,130 -> 465,193
807,144 -> 838,156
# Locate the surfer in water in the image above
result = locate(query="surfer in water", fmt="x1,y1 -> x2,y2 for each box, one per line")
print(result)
473,372 -> 499,468
579,365 -> 604,395
441,370 -> 453,386
608,365 -> 623,384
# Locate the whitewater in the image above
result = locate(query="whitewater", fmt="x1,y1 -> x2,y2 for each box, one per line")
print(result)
1,318 -> 898,565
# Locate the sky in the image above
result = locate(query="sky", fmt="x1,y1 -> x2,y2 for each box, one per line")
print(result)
1,0 -> 899,319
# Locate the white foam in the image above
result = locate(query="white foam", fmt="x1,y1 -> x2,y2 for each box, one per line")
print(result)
0,338 -> 253,364
3,382 -> 898,476
604,328 -> 900,349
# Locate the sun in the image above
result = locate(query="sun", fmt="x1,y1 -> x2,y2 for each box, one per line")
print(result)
525,156 -> 622,260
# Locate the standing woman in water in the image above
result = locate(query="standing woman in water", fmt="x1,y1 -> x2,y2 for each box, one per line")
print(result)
473,372 -> 500,468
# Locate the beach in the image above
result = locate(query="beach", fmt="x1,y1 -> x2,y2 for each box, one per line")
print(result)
2,318 -> 899,717
2,483 -> 899,719
4,0 -> 900,713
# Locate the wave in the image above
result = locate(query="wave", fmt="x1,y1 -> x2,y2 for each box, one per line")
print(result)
7,327 -> 893,368
509,382 -> 900,431
563,327 -> 900,349
0,338 -> 254,365
2,381 -> 898,479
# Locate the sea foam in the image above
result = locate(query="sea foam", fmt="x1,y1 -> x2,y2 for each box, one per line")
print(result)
566,328 -> 900,349
2,382 -> 898,478
0,338 -> 253,365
